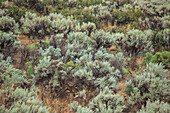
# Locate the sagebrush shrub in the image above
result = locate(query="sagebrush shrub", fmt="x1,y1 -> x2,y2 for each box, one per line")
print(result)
126,63 -> 169,105
137,99 -> 170,113
121,29 -> 153,57
0,15 -> 19,33
0,86 -> 50,113
70,87 -> 126,113
0,32 -> 21,60
92,30 -> 114,49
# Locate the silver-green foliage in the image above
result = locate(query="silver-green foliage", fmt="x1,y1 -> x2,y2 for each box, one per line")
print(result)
0,55 -> 41,113
138,16 -> 170,30
162,28 -> 170,46
48,13 -> 78,35
120,4 -> 133,12
66,32 -> 93,47
0,54 -> 25,88
92,30 -> 114,49
133,0 -> 169,17
68,0 -> 77,8
134,0 -> 170,30
0,32 -> 21,50
33,56 -> 67,87
74,52 -> 122,90
0,9 -> 8,17
137,99 -> 170,113
64,44 -> 93,62
0,15 -> 19,33
117,29 -> 154,56
94,47 -> 115,61
63,32 -> 93,62
162,16 -> 170,28
72,47 -> 124,90
21,12 -> 93,40
70,87 -> 126,113
38,46 -> 61,58
76,106 -> 94,113
20,12 -> 50,39
126,63 -> 169,105
88,60 -> 121,90
0,87 -> 50,113
0,9 -> 16,34
88,4 -> 111,20
34,56 -> 52,78
113,32 -> 125,47
49,60 -> 67,87
77,22 -> 96,36
69,100 -> 94,113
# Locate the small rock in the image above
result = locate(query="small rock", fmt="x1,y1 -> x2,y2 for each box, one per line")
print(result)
109,45 -> 117,51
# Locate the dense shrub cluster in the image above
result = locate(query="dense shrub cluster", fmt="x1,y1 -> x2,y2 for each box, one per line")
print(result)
126,63 -> 169,107
133,0 -> 170,30
0,0 -> 169,113
137,99 -> 170,113
0,9 -> 19,33
133,0 -> 169,17
27,29 -> 124,93
0,32 -> 21,60
114,29 -> 154,58
0,54 -> 25,88
138,16 -> 170,30
20,12 -> 97,40
69,87 -> 126,113
0,55 -> 49,113
151,28 -> 170,51
0,87 -> 50,113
